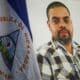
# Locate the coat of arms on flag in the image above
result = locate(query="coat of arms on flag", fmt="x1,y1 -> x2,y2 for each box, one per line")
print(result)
0,30 -> 20,70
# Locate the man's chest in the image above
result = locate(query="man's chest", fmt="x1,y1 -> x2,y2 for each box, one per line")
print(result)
49,48 -> 80,79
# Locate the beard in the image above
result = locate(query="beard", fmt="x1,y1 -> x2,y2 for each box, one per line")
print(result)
53,28 -> 72,45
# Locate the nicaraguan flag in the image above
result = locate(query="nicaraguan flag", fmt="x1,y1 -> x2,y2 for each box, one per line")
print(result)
0,0 -> 41,80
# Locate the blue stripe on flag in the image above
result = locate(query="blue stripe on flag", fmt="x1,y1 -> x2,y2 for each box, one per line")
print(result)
7,0 -> 32,40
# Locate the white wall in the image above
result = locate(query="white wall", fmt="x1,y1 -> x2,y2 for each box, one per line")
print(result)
27,0 -> 80,51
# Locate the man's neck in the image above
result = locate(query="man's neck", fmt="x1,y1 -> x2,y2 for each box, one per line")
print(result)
64,42 -> 73,54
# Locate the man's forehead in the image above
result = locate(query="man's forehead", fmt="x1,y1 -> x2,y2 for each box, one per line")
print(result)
48,7 -> 70,17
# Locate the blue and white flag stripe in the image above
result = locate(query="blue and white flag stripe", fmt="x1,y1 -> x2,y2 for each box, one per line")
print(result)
7,0 -> 32,40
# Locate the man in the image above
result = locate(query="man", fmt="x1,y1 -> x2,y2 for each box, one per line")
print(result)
37,1 -> 80,80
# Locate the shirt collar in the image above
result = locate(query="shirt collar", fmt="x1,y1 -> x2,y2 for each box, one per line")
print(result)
51,39 -> 80,56
51,39 -> 66,51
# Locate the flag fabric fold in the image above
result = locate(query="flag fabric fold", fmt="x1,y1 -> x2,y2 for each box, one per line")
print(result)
0,0 -> 41,80
7,0 -> 33,40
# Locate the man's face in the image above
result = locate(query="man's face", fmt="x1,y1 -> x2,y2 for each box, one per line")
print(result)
47,7 -> 73,45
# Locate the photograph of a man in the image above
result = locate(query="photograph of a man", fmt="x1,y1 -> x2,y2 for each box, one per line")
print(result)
37,1 -> 80,80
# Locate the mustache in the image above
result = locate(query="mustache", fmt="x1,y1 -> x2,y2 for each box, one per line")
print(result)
58,28 -> 69,34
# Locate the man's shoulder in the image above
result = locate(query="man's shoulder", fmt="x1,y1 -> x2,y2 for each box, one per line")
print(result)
36,41 -> 55,70
73,41 -> 80,50
37,41 -> 54,56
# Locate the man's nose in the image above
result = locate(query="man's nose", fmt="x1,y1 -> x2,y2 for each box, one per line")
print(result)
59,19 -> 66,28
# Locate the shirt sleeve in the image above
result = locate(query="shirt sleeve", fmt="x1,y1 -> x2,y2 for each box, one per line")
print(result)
37,54 -> 53,80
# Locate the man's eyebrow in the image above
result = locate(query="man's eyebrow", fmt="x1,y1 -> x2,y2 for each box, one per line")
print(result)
52,16 -> 59,20
63,16 -> 70,19
52,16 -> 70,19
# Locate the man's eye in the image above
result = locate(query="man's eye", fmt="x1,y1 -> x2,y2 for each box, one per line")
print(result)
52,19 -> 59,24
64,19 -> 69,23
64,18 -> 71,23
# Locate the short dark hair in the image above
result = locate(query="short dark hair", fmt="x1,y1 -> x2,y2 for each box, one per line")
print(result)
46,1 -> 70,19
